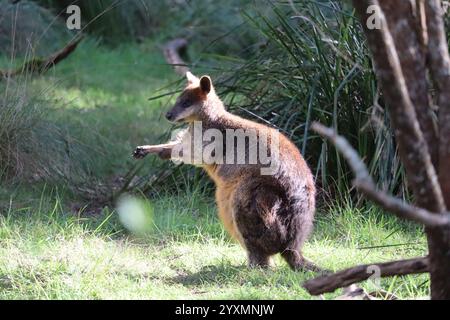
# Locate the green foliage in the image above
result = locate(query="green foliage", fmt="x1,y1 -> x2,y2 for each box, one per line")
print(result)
216,1 -> 407,197
35,0 -> 170,42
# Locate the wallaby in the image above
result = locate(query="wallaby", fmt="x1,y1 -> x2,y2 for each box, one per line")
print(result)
133,72 -> 319,271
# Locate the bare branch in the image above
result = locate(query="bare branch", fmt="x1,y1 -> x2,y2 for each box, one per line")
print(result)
303,256 -> 429,295
0,36 -> 83,79
312,122 -> 450,227
163,38 -> 189,76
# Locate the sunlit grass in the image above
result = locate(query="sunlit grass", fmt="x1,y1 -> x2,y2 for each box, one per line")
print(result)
0,188 -> 429,299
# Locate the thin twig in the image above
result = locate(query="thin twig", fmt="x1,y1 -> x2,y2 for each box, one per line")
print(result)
311,122 -> 450,227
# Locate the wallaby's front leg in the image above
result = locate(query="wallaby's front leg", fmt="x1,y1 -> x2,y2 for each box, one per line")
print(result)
133,142 -> 178,160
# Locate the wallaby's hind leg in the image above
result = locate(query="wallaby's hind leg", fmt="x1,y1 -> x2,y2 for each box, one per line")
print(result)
233,183 -> 283,270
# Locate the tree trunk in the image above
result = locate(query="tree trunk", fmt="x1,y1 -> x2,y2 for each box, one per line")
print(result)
378,0 -> 438,167
424,0 -> 450,300
353,0 -> 450,299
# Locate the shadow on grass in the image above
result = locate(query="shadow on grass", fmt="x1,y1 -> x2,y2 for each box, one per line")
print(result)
168,263 -> 248,287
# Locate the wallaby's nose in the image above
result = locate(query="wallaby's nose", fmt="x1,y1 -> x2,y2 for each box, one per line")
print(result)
165,111 -> 174,121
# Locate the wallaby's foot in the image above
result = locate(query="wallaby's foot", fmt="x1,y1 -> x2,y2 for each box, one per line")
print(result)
301,258 -> 330,275
133,146 -> 149,159
281,250 -> 329,274
248,252 -> 271,269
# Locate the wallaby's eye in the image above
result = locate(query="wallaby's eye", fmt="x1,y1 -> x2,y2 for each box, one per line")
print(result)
181,100 -> 191,108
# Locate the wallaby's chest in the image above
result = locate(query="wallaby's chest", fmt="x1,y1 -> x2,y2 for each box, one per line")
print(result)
214,179 -> 244,245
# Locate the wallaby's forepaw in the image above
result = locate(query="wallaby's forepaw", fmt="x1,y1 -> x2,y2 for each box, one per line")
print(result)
133,146 -> 147,159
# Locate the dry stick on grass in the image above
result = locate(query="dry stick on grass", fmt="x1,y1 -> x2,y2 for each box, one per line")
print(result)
304,256 -> 429,296
0,36 -> 83,79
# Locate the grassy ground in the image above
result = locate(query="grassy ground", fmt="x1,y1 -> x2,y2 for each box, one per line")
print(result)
0,40 -> 429,299
0,190 -> 428,299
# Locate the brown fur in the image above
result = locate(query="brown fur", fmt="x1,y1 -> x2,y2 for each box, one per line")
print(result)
134,73 -> 318,271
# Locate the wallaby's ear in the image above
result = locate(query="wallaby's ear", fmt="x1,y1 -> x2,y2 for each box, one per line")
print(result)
186,71 -> 198,84
200,75 -> 212,94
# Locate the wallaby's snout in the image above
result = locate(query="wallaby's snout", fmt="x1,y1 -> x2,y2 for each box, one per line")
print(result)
165,105 -> 185,123
165,110 -> 175,121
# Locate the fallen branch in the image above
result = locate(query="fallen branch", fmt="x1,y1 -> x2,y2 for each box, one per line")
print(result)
303,256 -> 429,295
311,122 -> 450,228
163,38 -> 189,76
0,36 -> 83,79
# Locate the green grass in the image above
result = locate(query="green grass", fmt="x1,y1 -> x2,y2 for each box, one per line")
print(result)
30,39 -> 177,178
1,38 -> 180,190
0,34 -> 429,299
0,189 -> 428,299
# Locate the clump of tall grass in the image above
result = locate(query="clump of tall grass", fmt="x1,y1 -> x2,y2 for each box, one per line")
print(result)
0,83 -> 92,185
0,1 -> 101,195
215,0 -> 407,198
